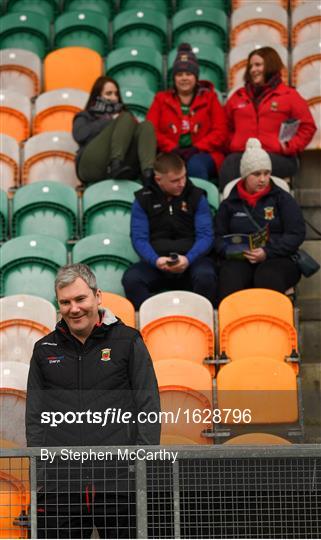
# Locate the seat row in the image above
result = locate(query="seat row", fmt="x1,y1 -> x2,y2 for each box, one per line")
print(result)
0,288 -> 302,446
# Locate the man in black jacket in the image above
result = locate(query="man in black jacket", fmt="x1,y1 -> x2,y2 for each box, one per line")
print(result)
26,263 -> 160,538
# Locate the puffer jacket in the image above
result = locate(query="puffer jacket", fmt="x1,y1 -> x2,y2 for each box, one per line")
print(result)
146,80 -> 228,170
225,82 -> 316,155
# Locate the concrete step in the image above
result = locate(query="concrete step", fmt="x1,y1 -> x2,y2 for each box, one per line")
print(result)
295,188 -> 321,240
297,240 -> 321,320
301,363 -> 321,443
299,320 -> 321,362
295,150 -> 321,189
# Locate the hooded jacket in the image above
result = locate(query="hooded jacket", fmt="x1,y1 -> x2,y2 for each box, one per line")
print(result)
225,82 -> 316,155
215,180 -> 306,259
26,308 -> 160,448
146,81 -> 228,170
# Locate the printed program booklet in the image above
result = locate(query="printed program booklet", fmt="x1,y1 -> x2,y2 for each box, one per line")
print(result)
223,225 -> 269,259
279,119 -> 300,143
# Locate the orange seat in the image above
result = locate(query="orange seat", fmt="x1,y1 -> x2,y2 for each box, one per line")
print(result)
154,359 -> 213,445
0,472 -> 29,539
218,289 -> 298,372
230,5 -> 288,47
224,433 -> 292,444
0,91 -> 30,142
140,291 -> 214,373
33,88 -> 88,134
216,356 -> 298,424
44,47 -> 103,92
101,291 -> 136,328
0,134 -> 20,191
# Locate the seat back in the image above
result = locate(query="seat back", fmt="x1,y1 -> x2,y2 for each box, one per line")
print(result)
154,359 -> 213,444
0,90 -> 30,142
101,292 -> 136,328
292,40 -> 321,87
44,47 -> 103,92
190,176 -> 219,213
216,356 -> 298,424
33,88 -> 88,134
0,134 -> 20,191
292,3 -> 321,45
113,9 -> 167,53
0,388 -> 26,447
54,11 -> 109,56
224,433 -> 292,444
0,12 -> 50,58
0,471 -> 29,539
0,48 -> 41,98
172,7 -> 227,51
0,190 -> 8,241
106,47 -> 163,92
297,81 -> 321,149
230,5 -> 288,47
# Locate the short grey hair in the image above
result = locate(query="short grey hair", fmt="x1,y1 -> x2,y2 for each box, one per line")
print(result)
55,264 -> 98,293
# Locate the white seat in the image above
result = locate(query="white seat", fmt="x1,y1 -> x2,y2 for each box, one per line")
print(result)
292,40 -> 321,87
33,88 -> 88,134
139,290 -> 214,331
0,388 -> 26,447
297,81 -> 321,149
292,3 -> 321,45
222,175 -> 290,200
0,90 -> 31,142
230,5 -> 288,47
232,0 -> 287,8
0,362 -> 29,392
0,294 -> 57,365
0,48 -> 41,98
0,134 -> 20,191
228,42 -> 288,88
22,131 -> 79,186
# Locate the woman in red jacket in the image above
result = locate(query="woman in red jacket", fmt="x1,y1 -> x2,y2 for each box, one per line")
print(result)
147,43 -> 228,182
220,46 -> 316,190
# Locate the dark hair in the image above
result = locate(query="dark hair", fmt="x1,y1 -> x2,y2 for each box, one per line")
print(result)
244,47 -> 284,84
85,76 -> 123,110
154,152 -> 185,174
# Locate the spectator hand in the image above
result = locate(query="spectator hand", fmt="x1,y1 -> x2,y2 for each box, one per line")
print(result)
243,248 -> 267,264
166,255 -> 190,273
156,257 -> 171,271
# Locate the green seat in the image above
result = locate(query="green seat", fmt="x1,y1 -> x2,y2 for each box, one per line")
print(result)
73,232 -> 139,295
82,179 -> 140,237
0,12 -> 50,58
0,234 -> 67,303
54,11 -> 109,56
0,189 -> 8,241
122,86 -> 155,121
7,0 -> 58,20
176,0 -> 230,14
106,46 -> 163,92
113,9 -> 167,53
168,44 -> 226,91
172,7 -> 227,52
119,0 -> 171,16
12,181 -> 78,244
190,177 -> 219,215
63,0 -> 113,18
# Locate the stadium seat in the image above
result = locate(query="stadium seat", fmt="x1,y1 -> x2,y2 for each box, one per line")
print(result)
0,294 -> 56,366
0,12 -> 50,58
0,90 -> 31,142
168,44 -> 226,91
63,0 -> 113,18
122,86 -> 155,122
101,291 -> 136,328
106,46 -> 163,92
44,47 -> 103,92
6,0 -> 58,19
22,131 -> 79,187
222,175 -> 290,200
232,0 -> 288,8
119,0 -> 171,16
218,289 -> 299,372
0,235 -> 67,303
82,179 -> 140,237
0,134 -> 20,192
0,190 -> 8,242
228,42 -> 288,89
292,3 -> 321,45
297,81 -> 321,150
12,181 -> 78,243
0,362 -> 29,390
0,470 -> 29,538
54,11 -> 109,56
72,232 -> 139,295
177,0 -> 229,12
0,386 -> 26,447
216,356 -> 298,424
112,9 -> 167,53
0,48 -> 41,98
154,358 -> 213,444
172,7 -> 228,51
32,88 -> 88,134
292,40 -> 321,88
140,291 -> 215,373
190,177 -> 219,214
230,5 -> 288,47
224,433 -> 292,444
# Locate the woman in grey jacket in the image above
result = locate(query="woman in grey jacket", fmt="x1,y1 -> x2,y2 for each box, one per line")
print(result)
73,76 -> 156,184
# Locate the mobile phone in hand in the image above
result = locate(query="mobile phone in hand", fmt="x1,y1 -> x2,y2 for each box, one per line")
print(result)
167,252 -> 179,266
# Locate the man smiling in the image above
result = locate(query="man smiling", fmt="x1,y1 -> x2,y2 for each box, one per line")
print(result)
26,263 -> 160,538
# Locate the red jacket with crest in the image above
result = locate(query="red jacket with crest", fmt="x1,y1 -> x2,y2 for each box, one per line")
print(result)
146,81 -> 228,170
225,82 -> 316,155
